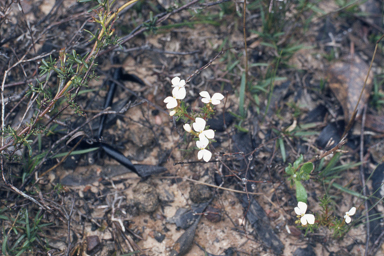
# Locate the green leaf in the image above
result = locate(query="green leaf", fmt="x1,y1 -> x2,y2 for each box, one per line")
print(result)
293,131 -> 319,137
52,147 -> 99,158
320,152 -> 340,175
74,58 -> 82,64
11,234 -> 26,251
332,183 -> 368,200
41,59 -> 48,67
249,63 -> 269,67
25,210 -> 30,239
26,143 -> 32,157
301,162 -> 314,174
285,163 -> 294,175
84,29 -> 96,40
82,60 -> 89,69
234,124 -> 248,133
227,60 -> 240,71
293,155 -> 303,169
278,138 -> 286,162
239,72 -> 246,117
2,233 -> 8,256
295,180 -> 307,203
260,42 -> 276,49
15,248 -> 27,256
299,172 -> 310,181
227,111 -> 243,120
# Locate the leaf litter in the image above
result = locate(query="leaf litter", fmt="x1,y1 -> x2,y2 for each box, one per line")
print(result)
1,0 -> 384,255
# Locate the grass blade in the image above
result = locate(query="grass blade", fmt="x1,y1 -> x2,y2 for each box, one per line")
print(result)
278,138 -> 286,162
332,183 -> 368,200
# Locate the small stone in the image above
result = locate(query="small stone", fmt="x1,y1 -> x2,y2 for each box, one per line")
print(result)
288,225 -> 302,237
189,184 -> 212,204
126,200 -> 140,217
191,172 -> 200,180
293,245 -> 316,256
132,183 -> 159,213
204,206 -> 222,223
151,230 -> 165,243
155,213 -> 165,221
86,236 -> 101,254
158,189 -> 175,203
128,124 -> 154,147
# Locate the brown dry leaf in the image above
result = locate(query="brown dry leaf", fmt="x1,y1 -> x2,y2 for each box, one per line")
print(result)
328,54 -> 373,123
365,114 -> 384,133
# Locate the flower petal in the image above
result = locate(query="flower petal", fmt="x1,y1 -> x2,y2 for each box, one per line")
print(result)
197,149 -> 204,160
304,214 -> 315,225
297,202 -> 307,215
202,149 -> 212,162
172,87 -> 186,100
212,93 -> 224,101
201,98 -> 211,104
178,79 -> 186,87
171,77 -> 180,87
183,124 -> 192,132
196,138 -> 208,149
202,129 -> 215,139
345,215 -> 352,224
170,110 -> 176,116
164,96 -> 173,103
300,216 -> 308,225
347,207 -> 356,216
198,134 -> 209,145
168,101 -> 178,109
197,149 -> 212,162
211,93 -> 224,105
193,118 -> 206,132
294,207 -> 301,216
199,91 -> 210,99
164,97 -> 177,109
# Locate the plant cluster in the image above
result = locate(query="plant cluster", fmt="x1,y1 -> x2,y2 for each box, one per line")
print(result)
1,0 -> 380,254
294,199 -> 357,238
163,77 -> 224,162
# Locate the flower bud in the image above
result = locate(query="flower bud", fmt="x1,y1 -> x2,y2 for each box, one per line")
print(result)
183,124 -> 192,132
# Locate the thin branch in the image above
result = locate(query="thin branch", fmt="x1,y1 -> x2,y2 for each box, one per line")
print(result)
360,106 -> 369,256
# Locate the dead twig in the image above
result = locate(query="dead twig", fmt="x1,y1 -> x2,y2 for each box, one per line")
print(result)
360,106 -> 370,256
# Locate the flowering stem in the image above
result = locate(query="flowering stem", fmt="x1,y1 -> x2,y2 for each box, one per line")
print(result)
182,112 -> 195,121
201,104 -> 214,120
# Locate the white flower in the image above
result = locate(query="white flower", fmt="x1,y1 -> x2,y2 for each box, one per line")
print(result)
294,202 -> 315,225
164,86 -> 186,109
164,96 -> 178,109
294,202 -> 308,215
300,213 -> 315,225
183,124 -> 192,133
344,207 -> 356,224
170,110 -> 176,116
192,117 -> 215,142
196,139 -> 212,162
172,86 -> 186,100
171,77 -> 186,89
200,91 -> 224,105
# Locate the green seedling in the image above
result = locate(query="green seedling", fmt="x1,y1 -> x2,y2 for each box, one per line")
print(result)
285,155 -> 314,203
2,209 -> 51,256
